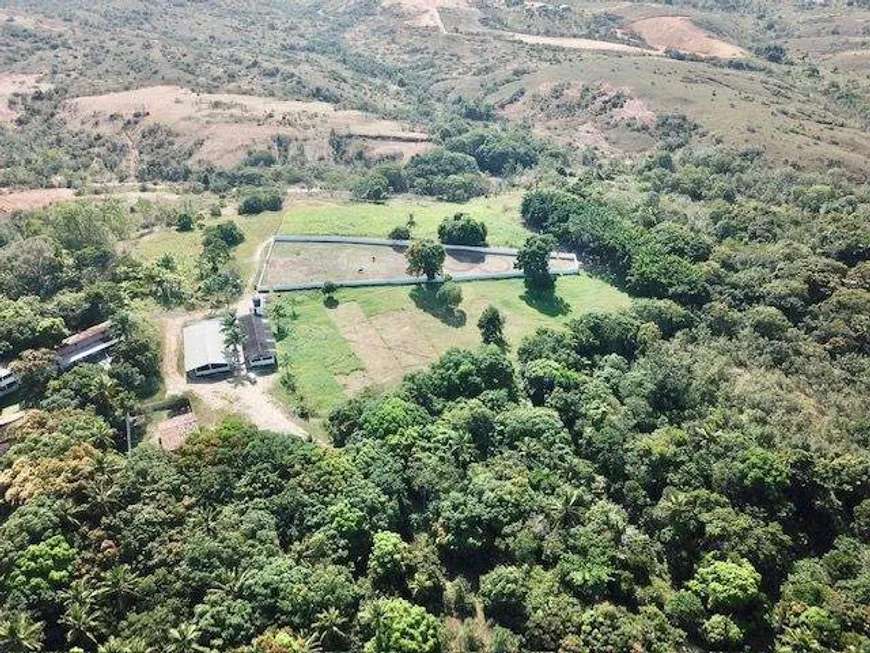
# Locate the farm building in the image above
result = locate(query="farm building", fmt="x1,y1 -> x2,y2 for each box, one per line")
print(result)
57,321 -> 118,370
240,313 -> 277,369
0,366 -> 18,399
183,319 -> 232,378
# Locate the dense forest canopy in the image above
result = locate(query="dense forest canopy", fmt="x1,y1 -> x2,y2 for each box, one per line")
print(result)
1,0 -> 869,652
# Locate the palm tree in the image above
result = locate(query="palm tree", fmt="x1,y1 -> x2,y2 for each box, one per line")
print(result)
166,622 -> 210,653
101,564 -> 139,613
311,607 -> 348,650
98,636 -> 153,653
0,612 -> 44,653
60,599 -> 103,649
219,312 -> 244,380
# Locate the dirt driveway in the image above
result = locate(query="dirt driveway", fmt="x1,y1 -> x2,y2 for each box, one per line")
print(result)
159,307 -> 307,441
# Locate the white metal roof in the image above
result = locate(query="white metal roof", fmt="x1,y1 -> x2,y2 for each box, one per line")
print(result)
183,319 -> 229,373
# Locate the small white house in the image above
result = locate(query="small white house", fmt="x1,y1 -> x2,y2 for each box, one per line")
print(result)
56,321 -> 118,370
0,366 -> 19,399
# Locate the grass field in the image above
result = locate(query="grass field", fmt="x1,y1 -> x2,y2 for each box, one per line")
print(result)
132,209 -> 284,285
280,193 -> 531,247
273,273 -> 631,416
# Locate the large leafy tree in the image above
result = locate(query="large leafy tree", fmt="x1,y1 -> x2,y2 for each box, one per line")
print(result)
405,241 -> 446,281
515,235 -> 556,292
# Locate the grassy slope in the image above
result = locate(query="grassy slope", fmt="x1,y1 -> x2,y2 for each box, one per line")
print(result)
280,193 -> 531,247
132,209 -> 284,285
275,274 -> 631,416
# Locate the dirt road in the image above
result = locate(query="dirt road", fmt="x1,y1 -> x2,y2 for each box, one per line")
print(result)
159,308 -> 308,439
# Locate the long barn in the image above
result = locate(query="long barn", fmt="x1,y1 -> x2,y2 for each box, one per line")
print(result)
183,319 -> 231,378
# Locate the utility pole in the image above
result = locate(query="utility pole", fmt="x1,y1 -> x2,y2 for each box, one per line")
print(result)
125,412 -> 132,454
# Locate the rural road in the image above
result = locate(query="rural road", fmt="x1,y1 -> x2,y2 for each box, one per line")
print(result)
157,231 -> 308,440
159,307 -> 308,439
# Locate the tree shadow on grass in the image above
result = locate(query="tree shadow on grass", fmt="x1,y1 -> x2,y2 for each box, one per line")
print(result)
409,285 -> 467,328
520,287 -> 572,317
323,296 -> 339,309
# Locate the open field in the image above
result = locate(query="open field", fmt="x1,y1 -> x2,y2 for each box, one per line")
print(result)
502,32 -> 657,56
0,187 -> 76,213
279,193 -> 530,246
261,239 -> 577,288
65,85 -> 430,168
274,274 -> 631,415
132,209 -> 284,285
628,16 -> 747,59
0,73 -> 48,124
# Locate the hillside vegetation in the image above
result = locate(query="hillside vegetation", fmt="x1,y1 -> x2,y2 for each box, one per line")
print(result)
0,0 -> 868,652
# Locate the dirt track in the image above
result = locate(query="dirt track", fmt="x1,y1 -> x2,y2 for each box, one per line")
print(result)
156,235 -> 307,441
159,309 -> 307,439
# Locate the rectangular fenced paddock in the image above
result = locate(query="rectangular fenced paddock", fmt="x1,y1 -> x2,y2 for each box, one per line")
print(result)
258,236 -> 579,292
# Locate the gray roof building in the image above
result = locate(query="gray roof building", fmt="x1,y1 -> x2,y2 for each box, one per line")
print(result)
56,320 -> 118,370
0,365 -> 18,398
183,319 -> 231,378
240,314 -> 277,369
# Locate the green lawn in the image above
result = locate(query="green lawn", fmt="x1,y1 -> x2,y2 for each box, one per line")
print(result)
274,296 -> 365,417
132,209 -> 284,286
280,193 -> 531,247
272,273 -> 631,417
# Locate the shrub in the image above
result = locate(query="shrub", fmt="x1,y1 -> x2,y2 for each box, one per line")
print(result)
436,281 -> 463,313
388,225 -> 411,240
352,173 -> 390,202
438,212 -> 487,246
238,191 -> 283,215
176,212 -> 195,232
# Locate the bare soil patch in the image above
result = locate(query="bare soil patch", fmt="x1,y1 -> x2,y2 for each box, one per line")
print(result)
0,188 -> 75,213
263,240 -> 576,287
611,98 -> 656,127
330,303 -> 438,388
65,86 -> 429,168
330,303 -> 406,384
503,32 -> 658,56
0,73 -> 49,125
629,16 -> 746,58
384,0 -> 470,32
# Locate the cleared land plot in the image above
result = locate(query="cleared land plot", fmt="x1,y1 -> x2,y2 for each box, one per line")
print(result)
0,188 -> 75,213
629,16 -> 747,59
280,193 -> 530,246
261,240 -> 576,288
0,73 -> 49,125
65,86 -> 430,168
274,274 -> 631,415
503,31 -> 657,55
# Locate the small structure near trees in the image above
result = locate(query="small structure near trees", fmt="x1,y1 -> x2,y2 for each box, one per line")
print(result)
240,313 -> 277,369
56,321 -> 119,370
183,319 -> 231,378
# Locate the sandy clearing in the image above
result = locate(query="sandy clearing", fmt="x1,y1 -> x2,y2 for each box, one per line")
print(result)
384,0 -> 469,32
611,97 -> 656,127
330,302 -> 406,383
0,188 -> 75,213
0,73 -> 49,124
65,86 -> 429,168
330,302 -> 441,392
504,31 -> 658,55
263,241 -> 576,287
630,16 -> 746,59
